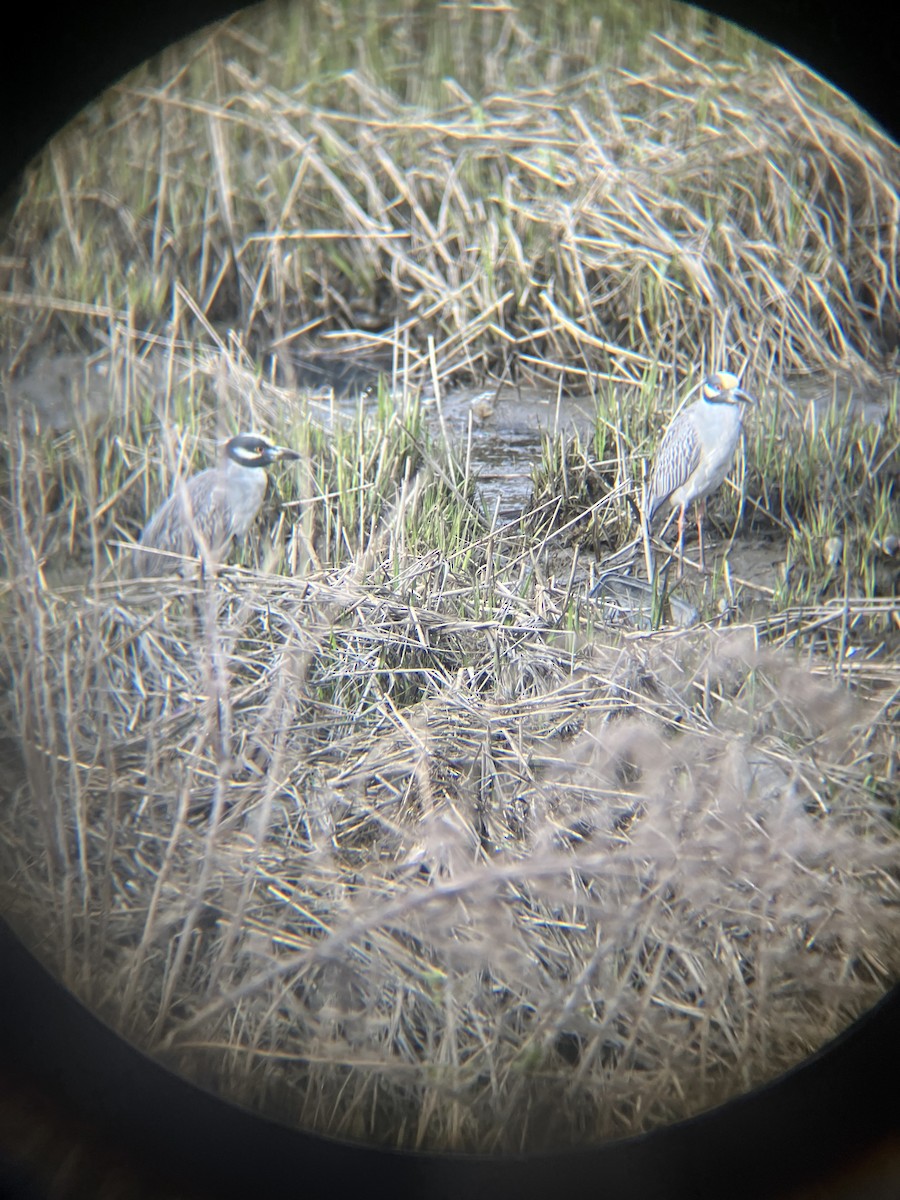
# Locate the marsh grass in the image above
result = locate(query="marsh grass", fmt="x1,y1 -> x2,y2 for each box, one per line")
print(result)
1,0 -> 899,1158
1,538 -> 898,1150
3,2 -> 899,390
1,348 -> 898,1150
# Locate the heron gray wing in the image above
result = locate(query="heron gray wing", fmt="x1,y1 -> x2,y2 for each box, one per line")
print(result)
133,490 -> 191,576
646,410 -> 702,520
133,468 -> 233,576
184,470 -> 235,557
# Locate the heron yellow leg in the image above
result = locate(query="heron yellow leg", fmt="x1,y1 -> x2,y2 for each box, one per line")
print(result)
696,499 -> 706,572
676,503 -> 686,579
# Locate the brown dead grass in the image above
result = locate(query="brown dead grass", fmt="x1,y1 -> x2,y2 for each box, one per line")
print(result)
1,0 -> 899,1158
3,10 -> 899,395
1,549 -> 897,1151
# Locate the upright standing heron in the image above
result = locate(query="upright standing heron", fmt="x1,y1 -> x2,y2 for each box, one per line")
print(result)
645,371 -> 754,573
133,433 -> 301,577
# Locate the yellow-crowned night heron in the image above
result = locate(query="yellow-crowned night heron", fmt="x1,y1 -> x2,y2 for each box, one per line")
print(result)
645,371 -> 754,573
133,433 -> 300,577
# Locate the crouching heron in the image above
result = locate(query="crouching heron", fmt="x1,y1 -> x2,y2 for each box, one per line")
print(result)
133,432 -> 300,577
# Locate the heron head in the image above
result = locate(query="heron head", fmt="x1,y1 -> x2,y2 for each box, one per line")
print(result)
703,371 -> 754,405
225,433 -> 301,468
